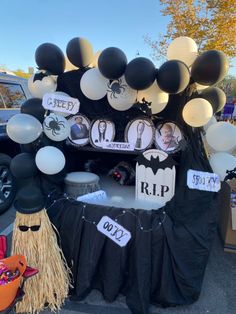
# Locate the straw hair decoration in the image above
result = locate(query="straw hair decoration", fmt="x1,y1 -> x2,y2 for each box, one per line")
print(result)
11,209 -> 72,314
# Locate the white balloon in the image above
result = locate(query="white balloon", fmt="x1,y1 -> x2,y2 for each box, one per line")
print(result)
167,36 -> 198,67
80,68 -> 109,100
107,76 -> 137,111
209,152 -> 236,181
28,73 -> 57,99
43,113 -> 70,141
51,91 -> 71,117
137,82 -> 168,114
35,146 -> 65,175
203,115 -> 217,131
7,113 -> 42,144
183,98 -> 213,127
206,122 -> 236,152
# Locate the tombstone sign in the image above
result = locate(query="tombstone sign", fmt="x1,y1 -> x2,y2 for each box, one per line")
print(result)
135,149 -> 176,205
42,92 -> 80,115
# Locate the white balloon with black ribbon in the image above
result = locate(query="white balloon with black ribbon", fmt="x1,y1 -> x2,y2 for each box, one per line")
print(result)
107,76 -> 137,111
80,68 -> 109,100
137,82 -> 168,114
28,72 -> 57,99
35,146 -> 66,175
43,113 -> 70,141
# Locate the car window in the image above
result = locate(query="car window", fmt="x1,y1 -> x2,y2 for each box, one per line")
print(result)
0,82 -> 27,108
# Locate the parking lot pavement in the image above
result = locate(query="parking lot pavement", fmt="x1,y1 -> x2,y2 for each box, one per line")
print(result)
1,206 -> 236,314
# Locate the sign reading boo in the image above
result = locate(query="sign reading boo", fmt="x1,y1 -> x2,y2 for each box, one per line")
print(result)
42,92 -> 80,114
97,216 -> 131,247
135,149 -> 176,206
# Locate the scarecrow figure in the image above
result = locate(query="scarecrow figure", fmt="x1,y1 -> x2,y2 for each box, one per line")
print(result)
11,186 -> 71,313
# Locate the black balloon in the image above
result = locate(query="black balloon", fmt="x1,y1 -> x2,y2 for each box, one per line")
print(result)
21,98 -> 45,123
10,153 -> 38,179
98,47 -> 127,79
66,37 -> 94,68
157,60 -> 190,94
125,57 -> 156,90
195,87 -> 226,113
35,43 -> 65,75
191,50 -> 228,86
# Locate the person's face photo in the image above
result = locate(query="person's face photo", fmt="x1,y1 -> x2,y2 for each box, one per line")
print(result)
98,121 -> 106,134
75,117 -> 83,125
155,122 -> 183,153
160,124 -> 174,144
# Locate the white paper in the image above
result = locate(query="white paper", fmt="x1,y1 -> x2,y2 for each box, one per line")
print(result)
187,169 -> 221,192
77,190 -> 107,202
42,93 -> 80,114
102,141 -> 135,151
97,216 -> 131,247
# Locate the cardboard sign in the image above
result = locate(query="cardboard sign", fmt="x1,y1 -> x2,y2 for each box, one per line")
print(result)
77,190 -> 107,202
187,169 -> 221,192
135,149 -> 176,206
102,141 -> 135,151
42,93 -> 80,114
97,216 -> 131,247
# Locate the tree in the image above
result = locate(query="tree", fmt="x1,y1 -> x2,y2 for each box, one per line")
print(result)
13,69 -> 31,79
217,75 -> 236,98
145,0 -> 236,62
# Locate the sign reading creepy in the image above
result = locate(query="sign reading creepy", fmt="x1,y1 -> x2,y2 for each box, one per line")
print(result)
42,93 -> 80,114
97,216 -> 131,247
187,169 -> 221,192
135,149 -> 176,205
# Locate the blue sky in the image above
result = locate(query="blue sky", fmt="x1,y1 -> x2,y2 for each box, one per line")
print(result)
0,0 -> 235,76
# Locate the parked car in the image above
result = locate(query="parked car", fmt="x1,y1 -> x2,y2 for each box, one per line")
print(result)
0,72 -> 31,214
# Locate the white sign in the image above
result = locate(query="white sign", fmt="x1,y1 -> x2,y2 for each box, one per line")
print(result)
187,169 -> 221,192
42,93 -> 80,114
97,216 -> 131,247
77,190 -> 107,202
102,141 -> 135,151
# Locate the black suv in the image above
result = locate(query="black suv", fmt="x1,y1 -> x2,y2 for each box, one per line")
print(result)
0,72 -> 31,214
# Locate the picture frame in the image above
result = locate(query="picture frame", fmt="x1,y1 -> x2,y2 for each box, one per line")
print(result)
89,119 -> 116,148
124,117 -> 155,151
68,114 -> 91,146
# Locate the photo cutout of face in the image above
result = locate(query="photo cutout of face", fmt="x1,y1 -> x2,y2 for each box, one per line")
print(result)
68,114 -> 90,146
90,119 -> 115,148
125,118 -> 154,151
155,122 -> 183,153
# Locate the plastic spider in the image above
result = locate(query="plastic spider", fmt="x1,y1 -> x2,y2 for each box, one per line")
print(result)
44,116 -> 65,136
107,78 -> 126,99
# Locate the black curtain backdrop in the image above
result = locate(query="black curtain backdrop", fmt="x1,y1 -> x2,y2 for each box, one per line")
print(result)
46,70 -> 220,314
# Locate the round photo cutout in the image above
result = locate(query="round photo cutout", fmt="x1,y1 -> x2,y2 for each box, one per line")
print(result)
90,119 -> 115,148
125,117 -> 154,151
155,122 -> 183,154
68,114 -> 90,146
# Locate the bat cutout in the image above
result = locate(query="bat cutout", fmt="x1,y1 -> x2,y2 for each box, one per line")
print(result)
33,71 -> 49,82
136,154 -> 177,175
224,167 -> 236,181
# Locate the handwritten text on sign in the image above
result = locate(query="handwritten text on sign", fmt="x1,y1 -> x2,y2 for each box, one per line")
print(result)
97,216 -> 131,247
42,93 -> 80,114
102,142 -> 135,151
187,169 -> 221,192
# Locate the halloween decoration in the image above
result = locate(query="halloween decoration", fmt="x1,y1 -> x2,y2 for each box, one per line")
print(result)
43,113 -> 70,142
155,122 -> 184,154
182,98 -> 213,127
224,168 -> 236,181
98,47 -> 127,80
135,149 -> 176,205
20,98 -> 46,123
107,76 -> 137,111
7,113 -> 42,144
35,146 -> 66,175
68,114 -> 90,146
80,68 -> 108,100
35,43 -> 65,75
194,87 -> 226,114
11,186 -> 71,313
108,161 -> 135,185
124,117 -> 154,151
28,73 -> 57,99
90,119 -> 115,148
209,152 -> 236,181
191,50 -> 229,86
66,37 -> 94,68
10,153 -> 38,179
206,122 -> 236,152
157,60 -> 190,94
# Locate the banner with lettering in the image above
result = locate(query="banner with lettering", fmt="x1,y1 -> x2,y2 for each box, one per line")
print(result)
42,92 -> 80,114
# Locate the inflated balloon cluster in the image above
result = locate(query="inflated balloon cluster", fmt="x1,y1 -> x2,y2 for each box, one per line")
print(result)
0,261 -> 20,286
6,36 -> 236,182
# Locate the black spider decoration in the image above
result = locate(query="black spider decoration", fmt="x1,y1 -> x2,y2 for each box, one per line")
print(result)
107,78 -> 127,99
44,116 -> 65,136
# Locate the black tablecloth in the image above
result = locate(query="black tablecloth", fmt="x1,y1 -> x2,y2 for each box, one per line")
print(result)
48,182 -> 218,314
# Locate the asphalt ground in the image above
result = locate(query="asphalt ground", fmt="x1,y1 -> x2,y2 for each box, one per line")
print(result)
1,205 -> 236,314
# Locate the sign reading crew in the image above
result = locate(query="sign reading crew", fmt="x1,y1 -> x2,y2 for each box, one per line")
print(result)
135,149 -> 177,206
